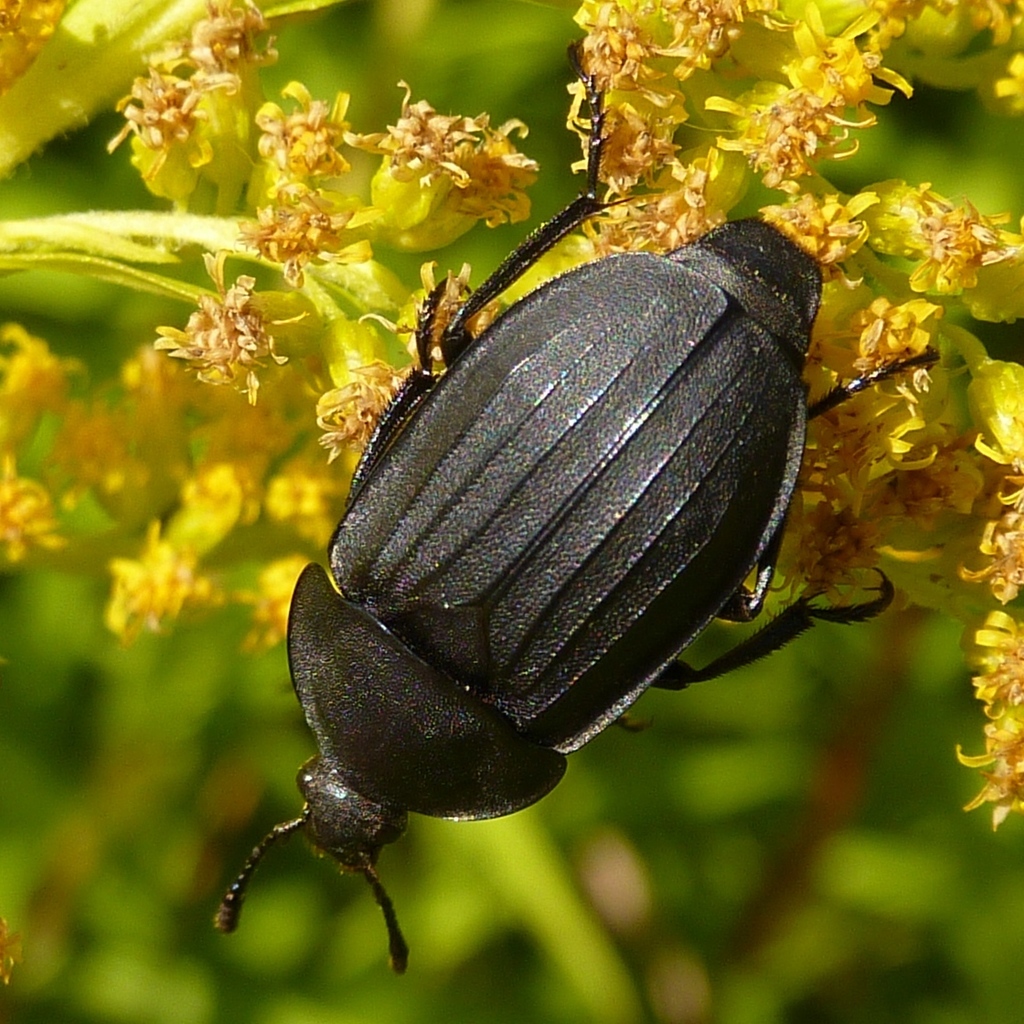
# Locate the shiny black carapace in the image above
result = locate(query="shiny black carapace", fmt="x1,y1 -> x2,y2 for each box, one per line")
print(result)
215,45 -> 929,972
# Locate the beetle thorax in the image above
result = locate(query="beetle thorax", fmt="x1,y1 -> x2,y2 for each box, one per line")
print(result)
297,757 -> 408,867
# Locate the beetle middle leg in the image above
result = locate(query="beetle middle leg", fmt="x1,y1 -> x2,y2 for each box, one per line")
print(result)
657,348 -> 937,690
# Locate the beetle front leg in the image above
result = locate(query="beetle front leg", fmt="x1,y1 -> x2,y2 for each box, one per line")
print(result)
437,43 -> 608,366
655,572 -> 894,689
808,350 -> 938,419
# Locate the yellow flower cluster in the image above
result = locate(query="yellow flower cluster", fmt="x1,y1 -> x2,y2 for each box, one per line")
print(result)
4,0 -> 1024,827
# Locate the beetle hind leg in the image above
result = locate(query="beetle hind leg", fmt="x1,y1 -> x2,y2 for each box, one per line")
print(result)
655,571 -> 895,690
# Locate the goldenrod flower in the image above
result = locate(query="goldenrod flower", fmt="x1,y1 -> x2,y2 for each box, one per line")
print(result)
7,0 -> 1024,832
962,513 -> 1024,604
155,251 -> 285,402
994,51 -> 1024,114
240,553 -> 310,650
764,191 -> 879,274
0,0 -> 65,97
350,85 -> 538,247
240,188 -> 376,287
865,182 -> 1018,293
0,455 -> 64,563
317,361 -> 412,461
256,82 -> 352,190
0,323 -> 79,448
264,456 -> 347,547
960,612 -> 1024,827
105,521 -> 221,643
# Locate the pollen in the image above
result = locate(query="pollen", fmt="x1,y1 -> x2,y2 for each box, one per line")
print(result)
155,251 -> 284,403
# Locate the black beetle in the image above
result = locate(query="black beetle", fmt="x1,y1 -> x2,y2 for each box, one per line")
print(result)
215,47 -> 932,971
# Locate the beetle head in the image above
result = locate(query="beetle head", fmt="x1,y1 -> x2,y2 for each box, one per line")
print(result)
215,756 -> 410,971
297,756 -> 408,862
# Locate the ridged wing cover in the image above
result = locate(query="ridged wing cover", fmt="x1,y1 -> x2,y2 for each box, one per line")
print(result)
330,248 -> 808,752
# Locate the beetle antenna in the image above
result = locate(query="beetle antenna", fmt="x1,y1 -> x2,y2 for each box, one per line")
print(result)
215,812 -> 308,933
362,861 -> 409,973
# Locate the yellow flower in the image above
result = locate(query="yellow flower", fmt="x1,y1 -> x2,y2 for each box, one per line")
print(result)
961,511 -> 1024,605
763,191 -> 879,273
240,554 -> 310,651
850,296 -> 942,374
0,0 -> 65,98
317,361 -> 411,462
573,1 -> 660,96
0,454 -> 64,563
866,182 -> 1018,293
108,68 -> 212,191
968,358 -> 1024,473
708,82 -> 863,193
786,6 -> 909,108
155,251 -> 286,402
239,188 -> 376,288
959,612 -> 1024,827
0,323 -> 80,449
105,521 -> 221,643
256,81 -> 352,190
994,52 -> 1024,114
264,457 -> 348,547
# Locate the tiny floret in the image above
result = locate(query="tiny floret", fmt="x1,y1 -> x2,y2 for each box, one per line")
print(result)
155,252 -> 285,403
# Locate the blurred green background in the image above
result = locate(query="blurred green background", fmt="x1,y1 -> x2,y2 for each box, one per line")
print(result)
3,1 -> 1024,1022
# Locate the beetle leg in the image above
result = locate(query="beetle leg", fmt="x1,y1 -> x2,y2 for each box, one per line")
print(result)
808,349 -> 938,420
655,571 -> 895,689
436,42 -> 608,366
